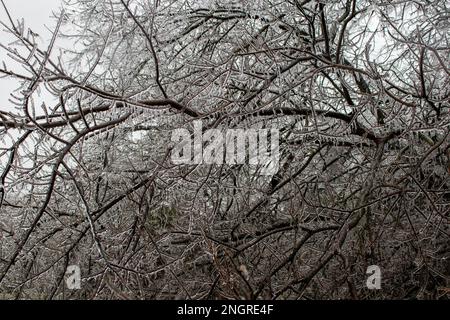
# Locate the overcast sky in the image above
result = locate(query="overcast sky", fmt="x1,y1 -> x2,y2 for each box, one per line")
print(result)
0,0 -> 62,112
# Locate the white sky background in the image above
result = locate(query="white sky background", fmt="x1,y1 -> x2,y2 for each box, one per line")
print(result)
0,0 -> 62,113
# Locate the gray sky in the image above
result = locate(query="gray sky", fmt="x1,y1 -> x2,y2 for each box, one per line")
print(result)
0,0 -> 62,112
